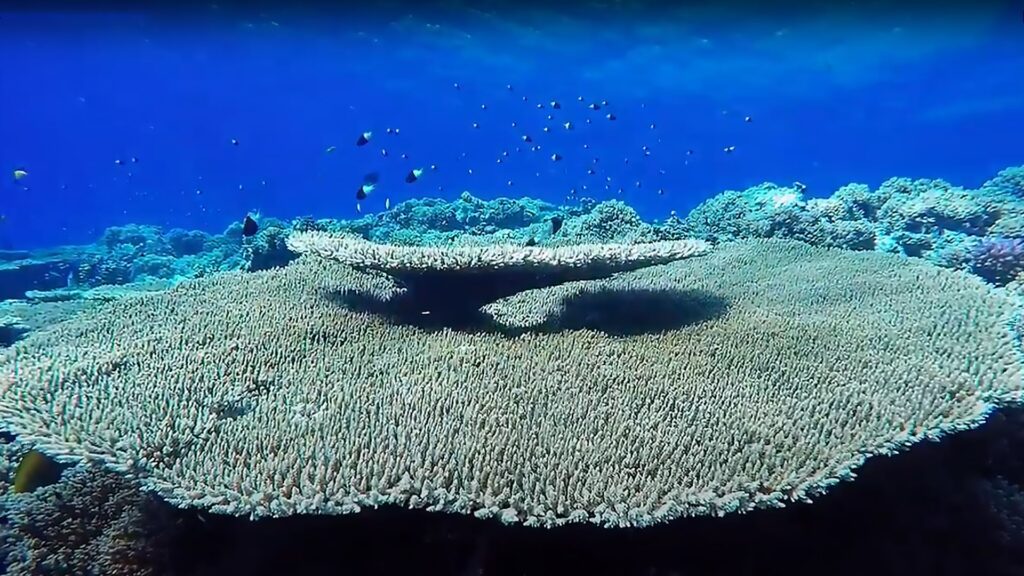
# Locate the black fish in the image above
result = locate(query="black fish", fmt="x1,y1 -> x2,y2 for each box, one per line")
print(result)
550,215 -> 564,235
356,172 -> 380,200
356,131 -> 372,146
242,214 -> 259,237
405,168 -> 424,183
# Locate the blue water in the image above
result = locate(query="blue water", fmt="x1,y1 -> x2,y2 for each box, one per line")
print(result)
2,1 -> 1023,249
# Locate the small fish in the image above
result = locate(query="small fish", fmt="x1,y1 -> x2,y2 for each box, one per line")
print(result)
231,138 -> 240,146
356,131 -> 372,146
524,237 -> 537,247
606,113 -> 616,121
536,103 -> 545,109
380,149 -> 388,157
649,123 -> 656,129
12,169 -> 28,181
14,450 -> 62,494
542,126 -> 550,132
131,156 -> 139,163
480,103 -> 487,110
453,82 -> 461,90
385,197 -> 391,210
356,172 -> 380,200
472,122 -> 480,129
550,215 -> 564,235
563,121 -> 573,130
405,168 -> 424,183
356,183 -> 374,200
550,101 -> 561,109
242,214 -> 259,237
550,153 -> 562,162
793,181 -> 807,192
522,134 -> 532,142
114,159 -> 124,165
723,145 -> 736,153
589,103 -> 601,110
325,145 -> 337,153
744,115 -> 752,122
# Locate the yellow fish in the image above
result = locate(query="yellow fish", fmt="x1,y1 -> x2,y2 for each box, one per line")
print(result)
12,169 -> 28,181
13,449 -> 62,493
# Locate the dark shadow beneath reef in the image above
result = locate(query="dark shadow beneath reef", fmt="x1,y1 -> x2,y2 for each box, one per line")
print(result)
525,287 -> 729,337
163,406 -> 1024,576
324,284 -> 728,336
327,263 -> 708,332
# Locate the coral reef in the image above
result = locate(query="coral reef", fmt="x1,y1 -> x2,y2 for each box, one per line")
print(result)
0,240 -> 1018,528
2,167 -> 1024,572
338,192 -> 571,246
0,461 -> 176,576
680,164 -> 1024,285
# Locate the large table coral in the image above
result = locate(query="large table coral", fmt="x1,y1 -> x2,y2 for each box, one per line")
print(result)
286,231 -> 709,324
0,239 -> 1019,528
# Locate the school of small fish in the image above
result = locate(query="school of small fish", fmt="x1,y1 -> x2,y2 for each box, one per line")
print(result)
5,80 -> 761,235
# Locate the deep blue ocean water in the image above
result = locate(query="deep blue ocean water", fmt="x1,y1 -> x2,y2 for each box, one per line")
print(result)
1,1 -> 1023,249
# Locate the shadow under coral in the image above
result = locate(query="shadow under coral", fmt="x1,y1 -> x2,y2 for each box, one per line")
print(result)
523,287 -> 729,337
325,282 -> 728,336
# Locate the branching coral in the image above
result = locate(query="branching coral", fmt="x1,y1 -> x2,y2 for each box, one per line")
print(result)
969,236 -> 1024,286
0,240 -> 1019,529
1,464 -> 176,576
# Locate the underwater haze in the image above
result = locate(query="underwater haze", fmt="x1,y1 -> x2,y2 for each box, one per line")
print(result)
7,2 -> 1024,575
2,0 -> 1023,249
